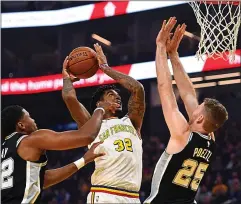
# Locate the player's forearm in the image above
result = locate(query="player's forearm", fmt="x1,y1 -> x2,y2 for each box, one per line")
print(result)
66,101 -> 91,128
31,109 -> 104,150
100,64 -> 143,93
62,77 -> 77,99
43,157 -> 87,189
43,163 -> 78,189
75,109 -> 104,142
156,47 -> 172,88
62,78 -> 91,127
169,52 -> 196,99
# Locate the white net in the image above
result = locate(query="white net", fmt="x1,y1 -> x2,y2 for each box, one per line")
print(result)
189,1 -> 241,61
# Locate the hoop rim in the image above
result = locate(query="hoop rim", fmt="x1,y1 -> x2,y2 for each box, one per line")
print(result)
200,1 -> 240,5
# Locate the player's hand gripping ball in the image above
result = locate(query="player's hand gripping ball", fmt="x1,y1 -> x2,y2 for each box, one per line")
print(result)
68,47 -> 99,79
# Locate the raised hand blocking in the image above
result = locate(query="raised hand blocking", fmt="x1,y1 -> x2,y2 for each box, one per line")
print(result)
167,23 -> 187,54
156,17 -> 177,48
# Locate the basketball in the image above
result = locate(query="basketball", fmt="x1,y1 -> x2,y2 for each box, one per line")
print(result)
68,47 -> 99,79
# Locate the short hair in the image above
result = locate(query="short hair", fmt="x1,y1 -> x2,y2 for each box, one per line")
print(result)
90,85 -> 120,112
203,98 -> 228,132
1,105 -> 24,139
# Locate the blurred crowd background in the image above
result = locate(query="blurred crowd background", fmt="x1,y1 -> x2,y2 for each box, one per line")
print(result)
2,1 -> 241,204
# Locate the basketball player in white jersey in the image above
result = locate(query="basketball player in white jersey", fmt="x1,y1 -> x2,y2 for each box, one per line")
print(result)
62,43 -> 145,203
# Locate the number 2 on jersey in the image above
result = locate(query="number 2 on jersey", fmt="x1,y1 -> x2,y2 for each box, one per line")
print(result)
114,138 -> 133,152
172,159 -> 209,191
1,158 -> 14,190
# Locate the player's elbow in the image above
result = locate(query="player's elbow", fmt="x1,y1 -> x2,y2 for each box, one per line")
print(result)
43,183 -> 49,190
43,171 -> 52,190
137,82 -> 144,91
132,82 -> 144,94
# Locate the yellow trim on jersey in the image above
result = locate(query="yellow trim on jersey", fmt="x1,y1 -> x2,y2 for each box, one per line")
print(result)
103,117 -> 118,120
90,186 -> 139,198
91,192 -> 95,204
5,132 -> 17,140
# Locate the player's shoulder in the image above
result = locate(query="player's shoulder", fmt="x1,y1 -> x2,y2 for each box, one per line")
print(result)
188,132 -> 216,150
121,114 -> 134,124
2,132 -> 29,152
24,129 -> 55,140
4,132 -> 27,143
191,131 -> 213,141
4,132 -> 22,140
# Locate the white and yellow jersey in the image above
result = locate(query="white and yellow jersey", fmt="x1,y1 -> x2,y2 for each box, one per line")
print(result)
88,116 -> 143,192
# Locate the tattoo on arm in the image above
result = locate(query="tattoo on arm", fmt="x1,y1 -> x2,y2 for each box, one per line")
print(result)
128,88 -> 145,118
100,64 -> 145,130
62,78 -> 91,127
62,78 -> 74,95
100,64 -> 141,92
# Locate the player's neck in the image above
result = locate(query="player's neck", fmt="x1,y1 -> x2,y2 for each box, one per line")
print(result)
190,125 -> 208,135
15,128 -> 28,135
103,112 -> 117,120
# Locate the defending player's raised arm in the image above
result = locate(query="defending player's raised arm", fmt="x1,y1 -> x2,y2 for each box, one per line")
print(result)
20,103 -> 118,150
43,142 -> 104,189
156,18 -> 190,140
62,56 -> 91,128
167,25 -> 199,119
93,43 -> 145,134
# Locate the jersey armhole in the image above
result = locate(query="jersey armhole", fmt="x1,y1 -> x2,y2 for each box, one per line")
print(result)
166,132 -> 194,155
123,114 -> 142,140
16,135 -> 28,148
188,132 -> 194,143
122,114 -> 130,121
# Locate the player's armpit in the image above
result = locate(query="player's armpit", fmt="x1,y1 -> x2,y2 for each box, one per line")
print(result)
158,84 -> 190,140
43,163 -> 78,189
62,77 -> 91,128
21,109 -> 104,150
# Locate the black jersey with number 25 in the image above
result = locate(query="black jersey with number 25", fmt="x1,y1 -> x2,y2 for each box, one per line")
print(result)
145,132 -> 216,204
1,132 -> 48,204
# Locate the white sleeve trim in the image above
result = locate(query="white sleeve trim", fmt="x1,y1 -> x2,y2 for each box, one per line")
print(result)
122,114 -> 130,121
16,135 -> 28,148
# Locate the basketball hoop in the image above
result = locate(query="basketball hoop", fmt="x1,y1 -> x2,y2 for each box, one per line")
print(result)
189,1 -> 240,62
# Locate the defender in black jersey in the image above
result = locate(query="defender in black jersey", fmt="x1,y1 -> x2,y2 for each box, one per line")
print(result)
2,132 -> 47,204
147,132 -> 216,204
1,105 -> 113,204
145,18 -> 228,204
1,74 -> 119,203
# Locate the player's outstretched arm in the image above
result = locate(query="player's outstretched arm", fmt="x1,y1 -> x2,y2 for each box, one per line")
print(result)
167,25 -> 198,119
20,103 -> 118,150
156,18 -> 190,140
93,43 -> 145,134
62,56 -> 91,128
43,142 -> 104,189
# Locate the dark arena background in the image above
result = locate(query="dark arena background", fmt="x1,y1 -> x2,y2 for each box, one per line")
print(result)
1,1 -> 241,204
